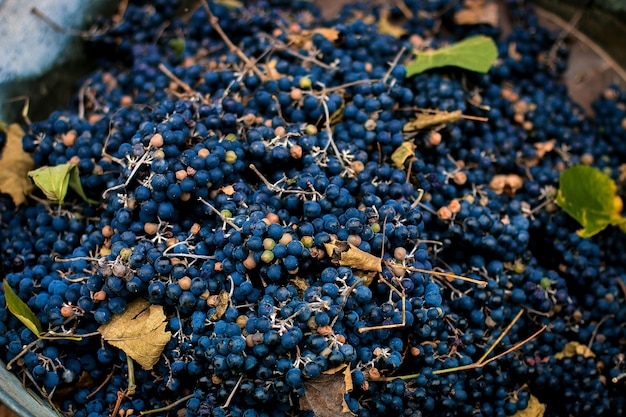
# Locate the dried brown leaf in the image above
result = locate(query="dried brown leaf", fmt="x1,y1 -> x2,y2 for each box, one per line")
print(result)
324,240 -> 382,272
290,276 -> 309,294
300,364 -> 354,417
0,123 -> 35,205
554,341 -> 595,360
98,299 -> 171,370
403,110 -> 463,131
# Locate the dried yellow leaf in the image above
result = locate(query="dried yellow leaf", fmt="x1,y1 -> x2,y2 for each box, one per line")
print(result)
403,110 -> 463,131
534,139 -> 556,159
220,185 -> 236,195
454,2 -> 499,27
489,174 -> 524,196
98,299 -> 171,370
391,141 -> 416,168
378,9 -> 407,38
511,394 -> 545,417
209,290 -> 230,321
554,341 -> 595,360
292,28 -> 340,47
324,240 -> 382,272
263,59 -> 284,81
0,123 -> 35,205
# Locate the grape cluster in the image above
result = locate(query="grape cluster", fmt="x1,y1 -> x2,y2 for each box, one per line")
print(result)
2,0 -> 626,416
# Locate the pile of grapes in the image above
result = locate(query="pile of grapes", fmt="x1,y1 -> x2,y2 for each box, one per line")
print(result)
2,1 -> 626,416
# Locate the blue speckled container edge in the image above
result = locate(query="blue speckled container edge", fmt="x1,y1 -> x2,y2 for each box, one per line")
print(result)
0,362 -> 58,417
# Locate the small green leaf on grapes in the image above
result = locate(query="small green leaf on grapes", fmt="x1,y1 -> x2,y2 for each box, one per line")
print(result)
168,38 -> 186,58
28,163 -> 97,204
98,299 -> 171,370
510,394 -> 545,417
405,35 -> 498,77
556,164 -> 626,237
3,279 -> 43,337
391,141 -> 416,168
554,341 -> 595,360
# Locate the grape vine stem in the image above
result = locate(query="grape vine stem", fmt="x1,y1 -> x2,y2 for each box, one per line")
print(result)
139,394 -> 194,415
201,0 -> 265,80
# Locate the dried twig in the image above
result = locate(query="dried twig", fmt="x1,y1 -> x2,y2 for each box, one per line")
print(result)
201,0 -> 265,80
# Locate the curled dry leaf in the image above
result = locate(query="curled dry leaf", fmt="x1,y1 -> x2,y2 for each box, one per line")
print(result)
510,394 -> 545,417
324,240 -> 382,272
209,290 -> 230,321
554,341 -> 595,360
219,185 -> 236,195
454,1 -> 499,27
403,110 -> 462,131
0,123 -> 35,205
378,9 -> 408,38
291,27 -> 339,47
98,299 -> 172,370
508,42 -> 522,61
534,140 -> 556,159
489,174 -> 524,196
525,140 -> 556,166
289,276 -> 310,294
391,141 -> 417,168
263,60 -> 284,81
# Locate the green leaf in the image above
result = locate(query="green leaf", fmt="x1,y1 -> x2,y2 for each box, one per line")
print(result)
67,165 -> 99,205
3,279 -> 43,337
556,165 -> 625,237
28,163 -> 97,204
405,35 -> 498,77
168,38 -> 185,58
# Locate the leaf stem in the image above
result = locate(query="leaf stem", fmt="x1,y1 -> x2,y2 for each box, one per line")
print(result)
126,355 -> 136,396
